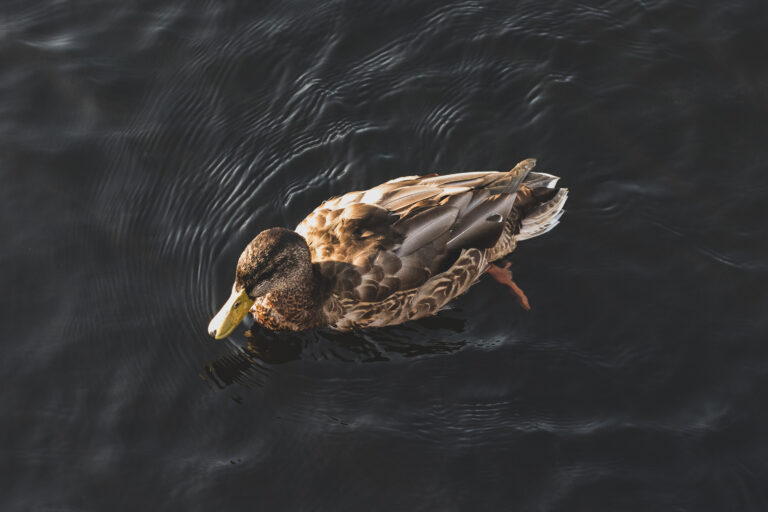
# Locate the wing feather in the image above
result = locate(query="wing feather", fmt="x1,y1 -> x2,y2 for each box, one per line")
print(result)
295,160 -> 538,302
445,194 -> 516,251
394,206 -> 458,256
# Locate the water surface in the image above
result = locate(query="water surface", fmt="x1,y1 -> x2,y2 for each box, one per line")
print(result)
2,0 -> 768,510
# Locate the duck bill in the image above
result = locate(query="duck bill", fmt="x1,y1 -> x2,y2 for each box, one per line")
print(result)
208,288 -> 255,339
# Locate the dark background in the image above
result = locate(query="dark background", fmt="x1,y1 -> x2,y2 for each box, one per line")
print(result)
2,0 -> 768,510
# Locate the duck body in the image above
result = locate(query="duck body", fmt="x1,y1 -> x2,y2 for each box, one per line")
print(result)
208,159 -> 567,337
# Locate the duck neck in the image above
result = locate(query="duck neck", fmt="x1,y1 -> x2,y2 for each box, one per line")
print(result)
253,264 -> 325,331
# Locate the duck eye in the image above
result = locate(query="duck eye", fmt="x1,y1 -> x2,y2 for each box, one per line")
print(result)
234,301 -> 241,308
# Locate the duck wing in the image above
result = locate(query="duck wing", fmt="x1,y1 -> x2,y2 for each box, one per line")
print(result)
295,159 -> 537,302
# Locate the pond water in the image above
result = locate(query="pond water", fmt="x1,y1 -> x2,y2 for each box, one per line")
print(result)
2,0 -> 768,509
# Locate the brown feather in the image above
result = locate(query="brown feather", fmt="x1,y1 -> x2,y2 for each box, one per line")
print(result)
285,159 -> 565,330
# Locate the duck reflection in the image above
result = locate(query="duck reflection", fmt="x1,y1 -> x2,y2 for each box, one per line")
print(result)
202,310 -> 467,389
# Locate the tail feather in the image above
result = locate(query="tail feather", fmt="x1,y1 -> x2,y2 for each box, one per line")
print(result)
517,188 -> 568,241
523,171 -> 560,189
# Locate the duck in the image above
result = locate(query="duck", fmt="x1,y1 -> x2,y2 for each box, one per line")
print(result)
208,158 -> 567,338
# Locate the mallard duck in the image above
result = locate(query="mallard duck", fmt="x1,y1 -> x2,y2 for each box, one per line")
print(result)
208,158 -> 567,338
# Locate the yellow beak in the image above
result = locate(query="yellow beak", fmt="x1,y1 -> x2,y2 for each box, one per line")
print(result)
208,288 -> 255,339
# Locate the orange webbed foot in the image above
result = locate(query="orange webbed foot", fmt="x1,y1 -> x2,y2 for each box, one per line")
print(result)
485,262 -> 531,311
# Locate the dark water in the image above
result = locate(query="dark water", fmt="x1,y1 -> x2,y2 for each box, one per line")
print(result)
3,0 -> 768,509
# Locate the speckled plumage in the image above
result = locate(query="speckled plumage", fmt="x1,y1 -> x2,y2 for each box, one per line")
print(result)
243,158 -> 567,331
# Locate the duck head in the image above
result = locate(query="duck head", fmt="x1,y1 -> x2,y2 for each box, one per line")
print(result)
207,228 -> 312,339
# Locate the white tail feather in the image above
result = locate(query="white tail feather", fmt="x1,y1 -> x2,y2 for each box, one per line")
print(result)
524,172 -> 560,189
517,188 -> 568,241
